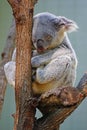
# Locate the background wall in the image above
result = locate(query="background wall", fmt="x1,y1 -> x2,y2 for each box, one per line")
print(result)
0,0 -> 87,130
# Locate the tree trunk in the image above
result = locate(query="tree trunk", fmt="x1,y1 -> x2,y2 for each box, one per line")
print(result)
7,0 -> 36,130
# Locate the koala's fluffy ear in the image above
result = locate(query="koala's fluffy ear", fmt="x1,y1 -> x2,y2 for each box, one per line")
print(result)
52,16 -> 78,33
60,16 -> 78,32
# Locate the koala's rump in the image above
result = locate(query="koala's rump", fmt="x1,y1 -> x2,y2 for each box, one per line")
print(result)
32,80 -> 59,95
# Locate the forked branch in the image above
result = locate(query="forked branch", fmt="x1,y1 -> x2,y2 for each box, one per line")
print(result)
33,72 -> 87,130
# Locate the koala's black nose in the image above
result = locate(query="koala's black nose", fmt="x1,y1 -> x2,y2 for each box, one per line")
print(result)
37,39 -> 44,48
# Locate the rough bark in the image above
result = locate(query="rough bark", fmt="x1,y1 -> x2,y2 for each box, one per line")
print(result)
7,0 -> 36,130
0,19 -> 15,113
33,72 -> 87,130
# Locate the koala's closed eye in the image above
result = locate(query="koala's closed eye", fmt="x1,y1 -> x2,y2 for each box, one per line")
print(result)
44,35 -> 53,41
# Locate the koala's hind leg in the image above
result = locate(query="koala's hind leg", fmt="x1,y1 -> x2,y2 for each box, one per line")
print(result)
4,61 -> 15,87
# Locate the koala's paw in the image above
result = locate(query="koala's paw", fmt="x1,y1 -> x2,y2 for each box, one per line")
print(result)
32,75 -> 36,82
4,61 -> 15,87
31,57 -> 40,67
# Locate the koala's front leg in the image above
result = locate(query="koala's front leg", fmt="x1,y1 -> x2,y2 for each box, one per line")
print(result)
35,55 -> 72,84
31,50 -> 54,68
31,48 -> 71,68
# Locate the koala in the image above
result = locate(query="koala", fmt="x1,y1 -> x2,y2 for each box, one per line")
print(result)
4,12 -> 78,96
31,12 -> 78,95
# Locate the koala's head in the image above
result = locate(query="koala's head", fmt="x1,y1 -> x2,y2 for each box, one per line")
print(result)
32,12 -> 78,53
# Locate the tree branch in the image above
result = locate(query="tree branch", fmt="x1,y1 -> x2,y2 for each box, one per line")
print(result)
0,19 -> 15,113
34,72 -> 87,130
